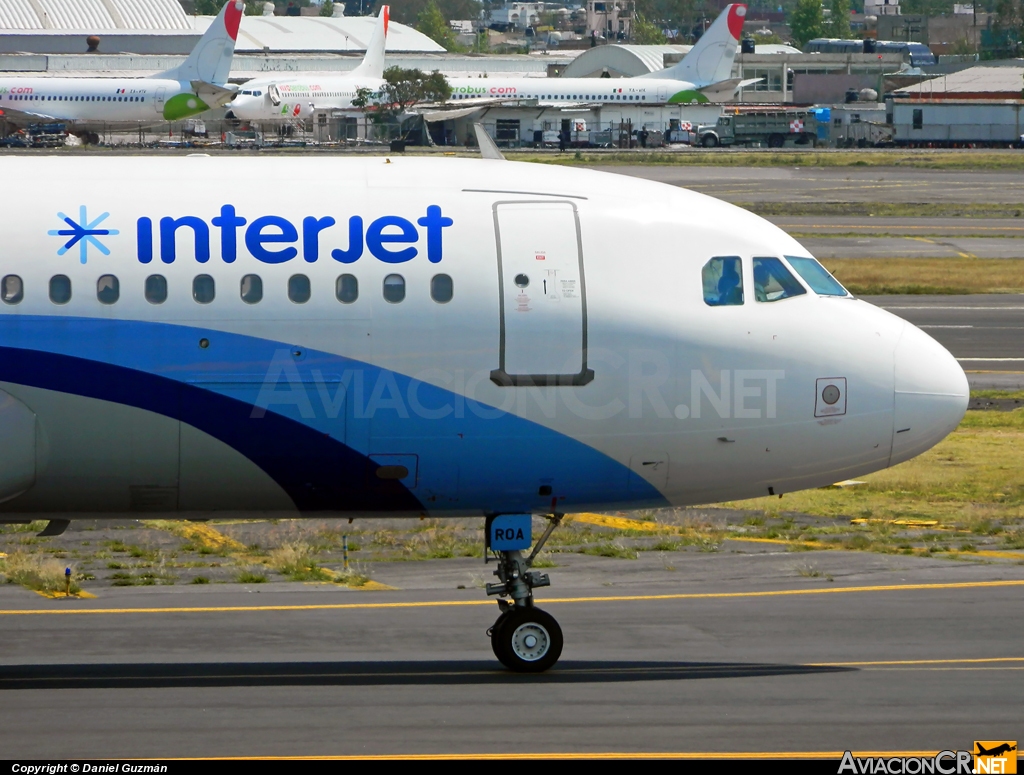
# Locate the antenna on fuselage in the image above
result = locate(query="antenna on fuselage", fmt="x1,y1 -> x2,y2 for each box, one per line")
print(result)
473,122 -> 505,161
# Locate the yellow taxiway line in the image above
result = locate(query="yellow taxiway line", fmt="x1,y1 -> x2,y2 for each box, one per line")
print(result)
1,579 -> 1021,617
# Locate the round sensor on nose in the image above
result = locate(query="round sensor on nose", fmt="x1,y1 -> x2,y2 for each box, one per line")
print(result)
822,385 -> 841,405
514,274 -> 529,288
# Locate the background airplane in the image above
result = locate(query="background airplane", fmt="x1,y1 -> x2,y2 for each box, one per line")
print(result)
228,4 -> 751,124
0,151 -> 967,670
228,6 -> 390,123
0,1 -> 243,142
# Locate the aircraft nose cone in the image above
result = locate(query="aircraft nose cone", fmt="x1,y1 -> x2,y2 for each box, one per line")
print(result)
890,322 -> 969,467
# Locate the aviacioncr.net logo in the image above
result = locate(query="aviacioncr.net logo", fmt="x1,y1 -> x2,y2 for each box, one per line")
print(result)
839,750 -> 974,774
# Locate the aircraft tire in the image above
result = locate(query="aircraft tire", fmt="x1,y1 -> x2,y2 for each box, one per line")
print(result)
493,607 -> 563,673
489,609 -> 513,663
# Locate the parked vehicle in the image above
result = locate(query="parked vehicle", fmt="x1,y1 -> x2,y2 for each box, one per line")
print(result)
0,123 -> 67,148
891,99 -> 1024,147
696,110 -> 819,148
804,38 -> 936,67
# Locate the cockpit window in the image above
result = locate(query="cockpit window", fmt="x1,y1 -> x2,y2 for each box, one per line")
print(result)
753,257 -> 806,303
702,256 -> 743,306
785,256 -> 849,297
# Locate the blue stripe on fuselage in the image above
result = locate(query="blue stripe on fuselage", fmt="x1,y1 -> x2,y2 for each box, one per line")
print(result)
0,316 -> 667,512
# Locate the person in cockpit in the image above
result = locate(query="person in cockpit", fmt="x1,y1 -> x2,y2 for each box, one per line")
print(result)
754,262 -> 771,302
717,261 -> 742,305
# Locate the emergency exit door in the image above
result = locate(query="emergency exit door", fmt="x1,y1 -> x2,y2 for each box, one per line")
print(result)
490,200 -> 594,386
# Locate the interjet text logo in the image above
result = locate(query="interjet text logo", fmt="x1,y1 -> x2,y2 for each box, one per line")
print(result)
48,206 -> 119,264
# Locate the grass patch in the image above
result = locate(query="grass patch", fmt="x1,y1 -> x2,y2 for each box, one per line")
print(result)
744,201 -> 1024,219
529,556 -> 558,568
650,539 -> 684,551
821,258 -> 1024,295
267,543 -> 331,581
0,521 -> 48,534
237,570 -> 267,584
190,576 -> 210,584
508,149 -> 1024,171
580,542 -> 638,559
717,408 -> 1024,527
331,567 -> 371,587
0,552 -> 81,594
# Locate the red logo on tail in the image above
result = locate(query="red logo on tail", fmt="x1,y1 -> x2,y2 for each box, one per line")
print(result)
224,1 -> 243,42
727,4 -> 747,40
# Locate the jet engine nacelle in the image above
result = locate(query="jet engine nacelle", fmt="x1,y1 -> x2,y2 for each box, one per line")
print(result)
0,389 -> 36,503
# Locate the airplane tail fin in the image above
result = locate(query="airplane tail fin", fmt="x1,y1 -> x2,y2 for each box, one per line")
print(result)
157,1 -> 243,86
638,4 -> 746,87
350,6 -> 390,79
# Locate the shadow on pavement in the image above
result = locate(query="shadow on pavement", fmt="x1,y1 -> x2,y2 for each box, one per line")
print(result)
0,660 -> 854,690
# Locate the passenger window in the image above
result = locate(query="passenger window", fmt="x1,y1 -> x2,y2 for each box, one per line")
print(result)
193,274 -> 215,304
702,256 -> 743,306
336,274 -> 358,303
240,274 -> 262,304
785,256 -> 849,297
753,257 -> 807,303
2,275 -> 23,304
49,275 -> 72,305
288,274 -> 311,304
96,274 -> 119,305
430,273 -> 453,303
382,274 -> 405,303
145,275 -> 167,304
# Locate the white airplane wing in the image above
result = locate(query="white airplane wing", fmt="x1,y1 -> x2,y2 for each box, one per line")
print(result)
190,80 -> 239,108
698,76 -> 764,101
0,104 -> 65,126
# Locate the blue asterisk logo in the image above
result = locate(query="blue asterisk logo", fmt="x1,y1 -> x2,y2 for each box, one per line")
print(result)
48,206 -> 119,264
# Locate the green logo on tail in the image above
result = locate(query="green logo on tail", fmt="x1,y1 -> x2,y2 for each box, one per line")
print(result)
163,92 -> 211,121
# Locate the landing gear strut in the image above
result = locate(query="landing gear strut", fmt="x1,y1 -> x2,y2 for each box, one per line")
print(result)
485,514 -> 563,672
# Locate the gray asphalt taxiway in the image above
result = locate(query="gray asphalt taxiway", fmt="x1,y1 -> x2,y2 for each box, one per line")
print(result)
864,295 -> 1024,382
1,550 -> 1021,758
598,164 -> 1024,205
604,165 -> 1024,259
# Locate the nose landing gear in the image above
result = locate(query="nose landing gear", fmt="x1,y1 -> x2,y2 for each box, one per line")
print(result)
485,514 -> 563,673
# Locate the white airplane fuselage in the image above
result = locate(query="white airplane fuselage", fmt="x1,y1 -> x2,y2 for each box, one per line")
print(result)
0,1 -> 241,133
0,77 -> 214,129
229,75 -> 710,122
0,156 -> 967,517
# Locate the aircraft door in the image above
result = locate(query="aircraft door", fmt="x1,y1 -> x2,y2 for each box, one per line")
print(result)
490,200 -> 593,386
154,87 -> 166,114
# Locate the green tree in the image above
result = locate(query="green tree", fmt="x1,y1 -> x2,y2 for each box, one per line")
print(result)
352,66 -> 452,125
900,0 -> 954,14
752,30 -> 784,44
828,0 -> 852,38
162,0 -> 265,15
631,14 -> 665,44
790,0 -> 824,47
992,0 -> 1024,56
417,0 -> 459,50
385,0 -> 482,26
321,0 -> 335,16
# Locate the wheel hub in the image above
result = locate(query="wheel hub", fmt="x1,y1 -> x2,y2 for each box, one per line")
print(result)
510,622 -> 550,662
